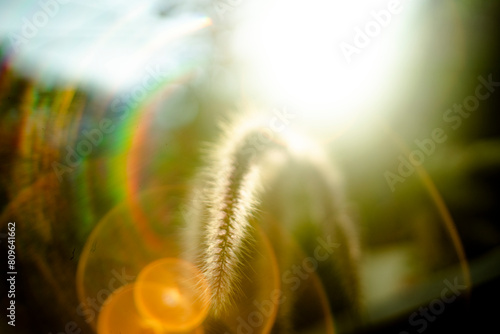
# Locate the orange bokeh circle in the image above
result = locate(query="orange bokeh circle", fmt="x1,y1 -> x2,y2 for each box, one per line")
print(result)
134,258 -> 210,332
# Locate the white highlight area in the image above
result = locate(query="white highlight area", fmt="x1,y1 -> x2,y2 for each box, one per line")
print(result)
231,0 -> 421,135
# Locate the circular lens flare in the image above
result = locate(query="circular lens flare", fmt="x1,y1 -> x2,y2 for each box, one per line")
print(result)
134,258 -> 210,332
97,284 -> 163,334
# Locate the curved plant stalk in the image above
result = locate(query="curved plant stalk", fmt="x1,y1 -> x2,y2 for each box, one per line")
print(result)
185,119 -> 288,314
186,118 -> 360,320
259,140 -> 362,330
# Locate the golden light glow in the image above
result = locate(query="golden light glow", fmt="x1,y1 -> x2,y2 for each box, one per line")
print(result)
96,258 -> 209,334
97,284 -> 163,334
134,258 -> 210,332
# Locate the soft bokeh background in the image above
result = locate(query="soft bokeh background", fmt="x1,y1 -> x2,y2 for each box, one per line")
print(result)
1,0 -> 499,333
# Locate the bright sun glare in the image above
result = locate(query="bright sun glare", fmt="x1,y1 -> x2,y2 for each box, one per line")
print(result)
3,0 -> 421,138
231,0 -> 421,135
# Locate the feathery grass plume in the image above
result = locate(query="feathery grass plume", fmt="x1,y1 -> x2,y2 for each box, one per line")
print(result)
186,117 -> 361,325
188,117 -> 288,314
